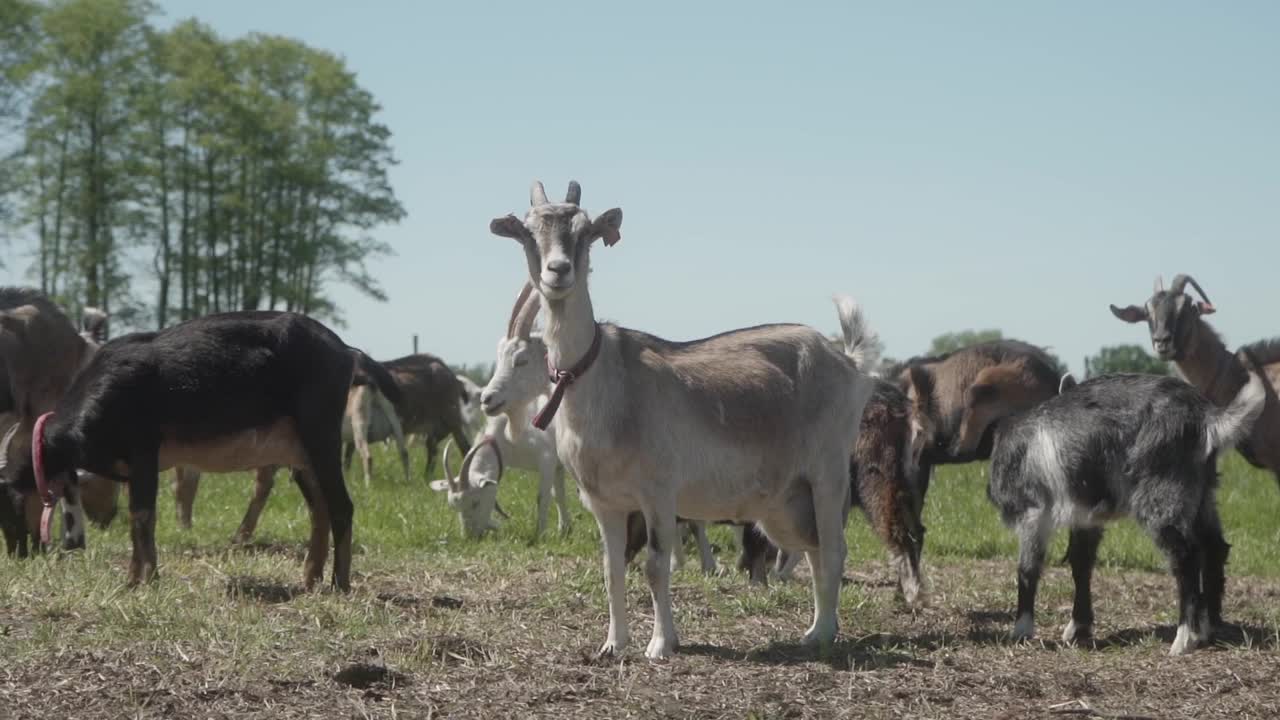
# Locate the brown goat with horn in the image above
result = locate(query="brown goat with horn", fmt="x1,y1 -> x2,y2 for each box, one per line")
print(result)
1111,272 -> 1280,485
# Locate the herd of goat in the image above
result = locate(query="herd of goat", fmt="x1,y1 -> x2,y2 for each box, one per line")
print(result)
0,179 -> 1277,662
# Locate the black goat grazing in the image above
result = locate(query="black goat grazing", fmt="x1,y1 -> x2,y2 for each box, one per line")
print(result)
3,311 -> 400,590
987,367 -> 1265,655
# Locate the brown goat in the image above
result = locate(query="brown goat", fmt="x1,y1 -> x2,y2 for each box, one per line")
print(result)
378,353 -> 472,479
889,340 -> 1064,503
1111,273 -> 1280,485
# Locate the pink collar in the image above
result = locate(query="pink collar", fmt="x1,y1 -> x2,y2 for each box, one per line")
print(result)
532,324 -> 602,431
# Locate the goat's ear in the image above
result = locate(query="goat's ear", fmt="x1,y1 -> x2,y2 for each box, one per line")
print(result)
429,479 -> 451,492
1109,304 -> 1148,323
906,365 -> 932,409
1195,301 -> 1216,316
490,214 -> 530,242
589,208 -> 623,247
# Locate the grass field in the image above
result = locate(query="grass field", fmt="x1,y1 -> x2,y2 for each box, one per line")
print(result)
2,448 -> 1279,719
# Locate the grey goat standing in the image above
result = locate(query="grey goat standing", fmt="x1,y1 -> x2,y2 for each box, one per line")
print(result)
987,366 -> 1264,655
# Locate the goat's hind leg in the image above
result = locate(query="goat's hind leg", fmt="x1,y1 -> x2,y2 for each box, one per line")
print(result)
1063,527 -> 1103,644
641,500 -> 680,660
1010,510 -> 1052,641
1155,523 -> 1206,656
1198,500 -> 1230,637
126,451 -> 161,586
234,466 -> 277,544
803,462 -> 850,647
291,468 -> 332,591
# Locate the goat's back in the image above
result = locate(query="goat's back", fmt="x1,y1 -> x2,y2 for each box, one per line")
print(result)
60,311 -> 355,449
380,353 -> 467,434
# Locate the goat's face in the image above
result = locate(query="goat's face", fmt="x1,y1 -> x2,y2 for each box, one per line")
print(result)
482,336 -> 547,417
490,181 -> 622,301
428,442 -> 501,539
1110,275 -> 1215,361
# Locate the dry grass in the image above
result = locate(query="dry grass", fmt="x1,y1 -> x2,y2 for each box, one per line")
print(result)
1,451 -> 1278,719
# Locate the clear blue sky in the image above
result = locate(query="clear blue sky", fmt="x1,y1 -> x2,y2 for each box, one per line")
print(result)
22,1 -> 1280,373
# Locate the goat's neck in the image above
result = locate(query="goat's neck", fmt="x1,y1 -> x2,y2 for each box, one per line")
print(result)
1176,320 -> 1245,407
501,402 -> 531,441
543,285 -> 597,370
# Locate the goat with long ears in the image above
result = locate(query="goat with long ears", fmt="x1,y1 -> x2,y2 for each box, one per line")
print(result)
488,179 -> 874,660
1111,272 -> 1280,486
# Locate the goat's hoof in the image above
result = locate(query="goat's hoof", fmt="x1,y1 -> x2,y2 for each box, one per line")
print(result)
1169,623 -> 1203,656
1010,614 -> 1035,642
645,635 -> 678,661
61,538 -> 85,552
801,623 -> 837,648
1061,620 -> 1092,645
596,637 -> 628,659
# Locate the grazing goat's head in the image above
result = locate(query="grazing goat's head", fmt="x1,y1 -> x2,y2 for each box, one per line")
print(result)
429,438 -> 502,539
482,284 -> 549,417
489,181 -> 623,301
1110,274 -> 1216,361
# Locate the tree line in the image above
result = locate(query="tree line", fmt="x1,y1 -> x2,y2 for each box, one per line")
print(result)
876,328 -> 1167,379
0,0 -> 404,330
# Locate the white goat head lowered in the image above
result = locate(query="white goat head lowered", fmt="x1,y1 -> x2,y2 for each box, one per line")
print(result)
488,180 -> 873,661
429,436 -> 507,538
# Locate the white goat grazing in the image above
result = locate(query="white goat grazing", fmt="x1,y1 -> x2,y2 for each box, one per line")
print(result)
488,180 -> 874,660
431,287 -> 571,539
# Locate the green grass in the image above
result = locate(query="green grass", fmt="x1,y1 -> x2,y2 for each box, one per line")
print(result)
1,446 -> 1278,719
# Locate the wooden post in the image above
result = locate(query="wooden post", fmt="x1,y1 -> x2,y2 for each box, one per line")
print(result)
412,334 -> 419,354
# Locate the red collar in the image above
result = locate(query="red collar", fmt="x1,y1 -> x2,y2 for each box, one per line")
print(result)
532,324 -> 602,431
32,412 -> 61,545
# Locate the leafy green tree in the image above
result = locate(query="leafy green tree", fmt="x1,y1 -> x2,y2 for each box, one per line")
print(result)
928,329 -> 1003,356
1084,344 -> 1169,379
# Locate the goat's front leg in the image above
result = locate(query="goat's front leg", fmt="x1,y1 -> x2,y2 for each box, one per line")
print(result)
173,467 -> 199,529
803,469 -> 848,647
1063,527 -> 1103,644
59,477 -> 86,551
689,521 -> 716,574
594,507 -> 631,658
234,467 -> 277,544
127,452 -> 160,586
642,501 -> 680,660
535,465 -> 553,540
553,465 -> 572,536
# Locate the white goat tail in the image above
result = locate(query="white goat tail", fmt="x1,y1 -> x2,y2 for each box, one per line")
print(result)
833,294 -> 879,373
1204,370 -> 1266,457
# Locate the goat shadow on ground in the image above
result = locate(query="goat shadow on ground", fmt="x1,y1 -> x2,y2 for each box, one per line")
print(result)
964,609 -> 1278,652
678,632 -> 941,672
225,576 -> 302,604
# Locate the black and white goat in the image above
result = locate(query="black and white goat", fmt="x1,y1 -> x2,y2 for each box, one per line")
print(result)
3,310 -> 399,589
987,367 -> 1265,655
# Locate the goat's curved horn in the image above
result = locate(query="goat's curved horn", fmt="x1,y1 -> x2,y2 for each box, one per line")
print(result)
530,181 -> 549,206
1154,275 -> 1164,293
442,438 -> 458,487
457,442 -> 484,489
1170,274 -> 1212,306
0,421 -> 19,473
506,281 -> 535,339
514,291 -> 542,340
565,180 -> 581,206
